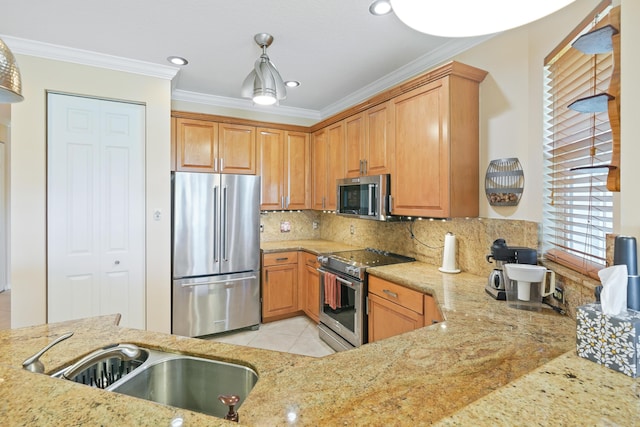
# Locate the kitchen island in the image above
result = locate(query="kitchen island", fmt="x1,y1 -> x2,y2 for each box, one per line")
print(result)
0,240 -> 636,425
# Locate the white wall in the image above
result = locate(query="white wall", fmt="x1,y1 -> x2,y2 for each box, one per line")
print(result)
10,56 -> 172,332
455,0 -> 605,222
619,0 -> 640,239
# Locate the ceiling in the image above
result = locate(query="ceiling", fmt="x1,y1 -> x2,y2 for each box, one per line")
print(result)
0,0 -> 490,120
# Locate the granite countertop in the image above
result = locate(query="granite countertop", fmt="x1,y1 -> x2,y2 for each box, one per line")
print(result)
260,239 -> 360,255
1,241 -> 637,425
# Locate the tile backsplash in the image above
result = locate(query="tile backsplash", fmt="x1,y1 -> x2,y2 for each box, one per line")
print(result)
259,211 -> 321,241
260,211 -> 602,319
260,211 -> 538,277
318,213 -> 538,277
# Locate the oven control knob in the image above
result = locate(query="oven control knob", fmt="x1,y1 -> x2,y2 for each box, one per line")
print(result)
318,256 -> 329,265
346,266 -> 360,276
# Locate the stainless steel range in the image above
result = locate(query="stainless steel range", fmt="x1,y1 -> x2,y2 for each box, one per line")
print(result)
317,248 -> 415,352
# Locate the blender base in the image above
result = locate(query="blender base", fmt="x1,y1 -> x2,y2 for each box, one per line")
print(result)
485,285 -> 506,300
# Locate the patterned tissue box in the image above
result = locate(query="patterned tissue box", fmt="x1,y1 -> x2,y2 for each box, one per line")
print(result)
576,303 -> 640,377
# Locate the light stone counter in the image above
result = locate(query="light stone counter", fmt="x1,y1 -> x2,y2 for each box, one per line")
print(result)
1,244 -> 637,425
260,239 -> 360,255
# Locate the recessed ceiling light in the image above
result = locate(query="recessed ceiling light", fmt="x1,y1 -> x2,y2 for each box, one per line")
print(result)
167,56 -> 188,66
285,81 -> 300,88
369,0 -> 392,16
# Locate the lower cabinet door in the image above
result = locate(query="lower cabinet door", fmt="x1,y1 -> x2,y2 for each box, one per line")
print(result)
368,293 -> 424,343
304,263 -> 320,323
262,263 -> 298,320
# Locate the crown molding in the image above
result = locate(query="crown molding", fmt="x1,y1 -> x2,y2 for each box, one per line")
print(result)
172,89 -> 322,122
1,35 -> 179,80
1,34 -> 491,123
319,35 -> 493,118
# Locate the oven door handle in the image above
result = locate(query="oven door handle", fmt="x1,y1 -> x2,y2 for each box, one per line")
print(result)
336,276 -> 355,287
318,268 -> 358,289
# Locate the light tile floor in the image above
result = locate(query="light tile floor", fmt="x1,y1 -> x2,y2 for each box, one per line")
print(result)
207,315 -> 335,358
0,294 -> 334,358
0,290 -> 10,330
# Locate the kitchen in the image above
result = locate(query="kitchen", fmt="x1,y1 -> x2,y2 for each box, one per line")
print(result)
1,0 -> 640,424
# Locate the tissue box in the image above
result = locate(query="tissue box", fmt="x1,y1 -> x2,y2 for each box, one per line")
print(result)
576,303 -> 640,377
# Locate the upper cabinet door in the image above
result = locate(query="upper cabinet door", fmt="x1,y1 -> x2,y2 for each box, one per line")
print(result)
218,123 -> 257,174
285,131 -> 311,210
257,127 -> 285,210
312,128 -> 328,210
391,72 -> 481,218
365,101 -> 394,176
392,79 -> 450,217
325,122 -> 345,210
175,118 -> 218,172
343,102 -> 393,178
344,113 -> 365,178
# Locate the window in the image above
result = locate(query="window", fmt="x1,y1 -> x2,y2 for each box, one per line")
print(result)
542,1 -> 616,279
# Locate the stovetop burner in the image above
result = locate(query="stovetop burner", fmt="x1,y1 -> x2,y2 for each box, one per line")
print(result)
318,248 -> 415,280
329,248 -> 414,266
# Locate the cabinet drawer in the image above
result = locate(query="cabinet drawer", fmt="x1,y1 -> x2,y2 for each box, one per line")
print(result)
263,251 -> 298,266
368,276 -> 423,315
302,252 -> 319,268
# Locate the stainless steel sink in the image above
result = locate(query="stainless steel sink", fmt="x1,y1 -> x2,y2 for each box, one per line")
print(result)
109,352 -> 258,418
52,346 -> 258,419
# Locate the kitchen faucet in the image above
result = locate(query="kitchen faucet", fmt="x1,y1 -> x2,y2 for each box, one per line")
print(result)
60,343 -> 143,381
22,332 -> 74,373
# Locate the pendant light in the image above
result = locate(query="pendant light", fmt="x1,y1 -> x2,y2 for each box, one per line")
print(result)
241,33 -> 286,106
389,0 -> 576,37
0,37 -> 23,103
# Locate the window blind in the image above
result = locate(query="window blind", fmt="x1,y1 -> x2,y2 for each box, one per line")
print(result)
542,2 -> 613,278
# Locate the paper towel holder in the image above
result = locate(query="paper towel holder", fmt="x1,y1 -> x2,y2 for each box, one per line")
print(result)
439,231 -> 461,274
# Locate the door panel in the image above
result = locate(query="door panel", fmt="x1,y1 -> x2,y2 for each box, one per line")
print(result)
220,174 -> 260,274
0,142 -> 6,292
172,172 -> 218,278
47,93 -> 145,329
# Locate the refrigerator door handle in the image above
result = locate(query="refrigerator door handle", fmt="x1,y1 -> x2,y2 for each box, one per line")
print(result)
179,276 -> 257,287
222,185 -> 228,261
213,185 -> 219,263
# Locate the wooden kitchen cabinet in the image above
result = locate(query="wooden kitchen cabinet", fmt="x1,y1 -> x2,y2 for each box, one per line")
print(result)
368,275 -> 442,343
312,122 -> 344,210
298,251 -> 320,324
258,128 -> 310,210
344,113 -> 366,177
262,251 -> 300,322
391,64 -> 486,217
175,118 -> 218,172
174,118 -> 256,174
218,123 -> 257,174
345,101 -> 394,178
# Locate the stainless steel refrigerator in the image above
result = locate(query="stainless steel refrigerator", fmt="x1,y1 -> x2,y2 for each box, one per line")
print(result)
172,172 -> 261,337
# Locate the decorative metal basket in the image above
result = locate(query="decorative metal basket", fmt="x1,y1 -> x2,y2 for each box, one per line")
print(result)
484,158 -> 524,206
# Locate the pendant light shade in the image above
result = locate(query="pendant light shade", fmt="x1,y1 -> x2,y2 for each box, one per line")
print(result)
0,37 -> 23,103
389,0 -> 576,37
241,33 -> 286,106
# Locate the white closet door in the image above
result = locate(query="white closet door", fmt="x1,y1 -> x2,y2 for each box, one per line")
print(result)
47,93 -> 145,329
0,142 -> 6,292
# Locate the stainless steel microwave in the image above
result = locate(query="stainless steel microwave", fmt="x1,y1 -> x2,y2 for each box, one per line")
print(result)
336,174 -> 391,221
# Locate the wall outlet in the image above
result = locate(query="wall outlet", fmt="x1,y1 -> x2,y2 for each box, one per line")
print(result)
312,221 -> 319,230
280,221 -> 291,232
553,286 -> 564,303
260,224 -> 264,233
350,224 -> 355,235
